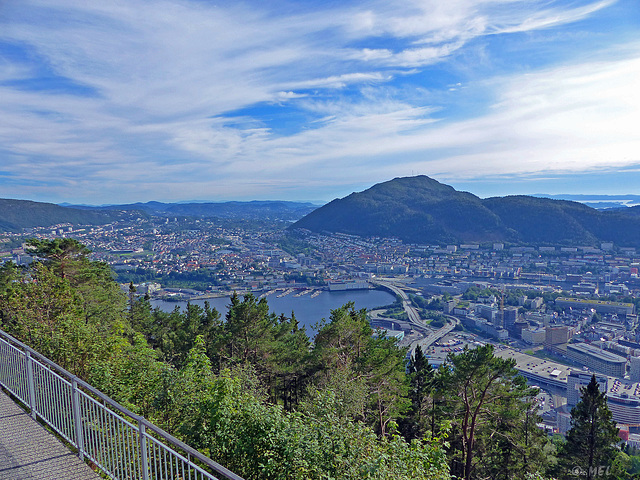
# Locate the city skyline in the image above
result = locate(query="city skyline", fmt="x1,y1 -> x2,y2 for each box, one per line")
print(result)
1,0 -> 639,204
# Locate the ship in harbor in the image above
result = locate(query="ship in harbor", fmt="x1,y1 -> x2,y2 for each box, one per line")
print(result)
328,280 -> 371,291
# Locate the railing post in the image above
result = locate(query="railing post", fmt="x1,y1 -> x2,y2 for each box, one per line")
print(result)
138,418 -> 150,480
0,341 -> 7,390
72,378 -> 85,461
25,351 -> 37,420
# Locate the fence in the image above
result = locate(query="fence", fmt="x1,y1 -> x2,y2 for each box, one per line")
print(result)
0,329 -> 243,480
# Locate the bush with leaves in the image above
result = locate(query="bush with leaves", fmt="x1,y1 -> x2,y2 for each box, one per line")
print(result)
165,337 -> 451,480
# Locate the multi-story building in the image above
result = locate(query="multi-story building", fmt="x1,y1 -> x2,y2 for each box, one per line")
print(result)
529,297 -> 544,309
608,394 -> 640,425
443,300 -> 458,314
565,343 -> 626,377
476,304 -> 497,322
525,311 -> 553,327
555,297 -> 635,316
545,326 -> 569,354
522,327 -> 546,345
565,372 -> 640,426
630,356 -> 640,383
503,306 -> 518,332
557,408 -> 572,435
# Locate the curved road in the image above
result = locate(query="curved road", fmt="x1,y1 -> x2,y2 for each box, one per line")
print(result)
372,280 -> 459,353
373,280 -> 425,329
411,314 -> 458,352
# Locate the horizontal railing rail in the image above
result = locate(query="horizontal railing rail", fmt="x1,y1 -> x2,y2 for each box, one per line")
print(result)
0,329 -> 243,480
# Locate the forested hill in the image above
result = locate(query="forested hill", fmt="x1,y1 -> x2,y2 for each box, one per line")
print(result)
68,200 -> 318,221
0,199 -> 117,232
0,199 -> 319,232
291,176 -> 640,247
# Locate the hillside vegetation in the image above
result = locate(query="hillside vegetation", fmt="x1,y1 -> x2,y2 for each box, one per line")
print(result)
0,199 -> 317,233
0,199 -> 116,232
71,200 -> 318,221
292,176 -> 640,247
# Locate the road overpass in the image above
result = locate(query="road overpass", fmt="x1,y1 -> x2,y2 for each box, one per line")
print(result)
410,315 -> 459,352
371,280 -> 458,353
372,280 -> 425,329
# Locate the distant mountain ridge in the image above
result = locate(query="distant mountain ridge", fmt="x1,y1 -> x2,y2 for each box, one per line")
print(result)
68,200 -> 318,221
0,199 -> 117,232
291,176 -> 640,247
0,199 -> 319,232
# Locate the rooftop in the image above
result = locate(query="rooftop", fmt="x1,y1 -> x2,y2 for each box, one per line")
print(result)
567,342 -> 627,364
556,297 -> 634,308
495,349 -> 573,384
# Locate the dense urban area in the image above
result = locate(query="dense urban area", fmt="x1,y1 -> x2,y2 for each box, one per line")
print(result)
3,213 -> 640,478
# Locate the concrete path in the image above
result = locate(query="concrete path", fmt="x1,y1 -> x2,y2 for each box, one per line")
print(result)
0,389 -> 101,480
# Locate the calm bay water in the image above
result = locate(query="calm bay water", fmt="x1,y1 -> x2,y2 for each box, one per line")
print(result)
150,289 -> 395,336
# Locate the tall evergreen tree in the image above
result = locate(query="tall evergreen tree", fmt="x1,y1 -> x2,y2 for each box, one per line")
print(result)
26,238 -> 91,279
267,312 -> 312,410
0,250 -> 129,377
312,303 -> 410,435
401,345 -> 435,439
438,344 -> 544,480
558,375 -> 619,480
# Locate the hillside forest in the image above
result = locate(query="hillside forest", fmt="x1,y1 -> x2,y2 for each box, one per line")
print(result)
0,239 -> 632,480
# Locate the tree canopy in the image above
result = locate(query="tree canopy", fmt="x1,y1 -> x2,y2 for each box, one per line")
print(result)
557,375 -> 620,480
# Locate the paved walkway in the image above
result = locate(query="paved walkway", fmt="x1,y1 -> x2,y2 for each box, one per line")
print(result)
0,389 -> 100,480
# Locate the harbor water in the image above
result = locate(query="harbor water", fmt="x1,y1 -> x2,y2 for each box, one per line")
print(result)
150,289 -> 395,336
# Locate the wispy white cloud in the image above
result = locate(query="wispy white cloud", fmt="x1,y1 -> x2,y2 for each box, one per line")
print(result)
186,46 -> 640,194
283,72 -> 393,90
275,91 -> 308,101
367,50 -> 640,181
488,0 -> 617,35
0,0 -> 633,203
343,0 -> 615,67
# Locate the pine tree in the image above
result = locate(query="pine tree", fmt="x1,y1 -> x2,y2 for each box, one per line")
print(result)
312,303 -> 410,435
26,238 -> 91,279
401,345 -> 435,439
438,344 -> 543,480
559,375 -> 619,480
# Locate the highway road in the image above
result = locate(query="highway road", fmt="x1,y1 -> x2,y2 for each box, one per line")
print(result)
372,280 -> 459,353
410,315 -> 459,352
373,280 -> 425,328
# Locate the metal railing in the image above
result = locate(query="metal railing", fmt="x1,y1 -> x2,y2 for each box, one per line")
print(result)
0,329 -> 243,480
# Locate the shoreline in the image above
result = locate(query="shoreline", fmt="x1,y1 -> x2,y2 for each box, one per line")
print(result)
152,285 -> 382,303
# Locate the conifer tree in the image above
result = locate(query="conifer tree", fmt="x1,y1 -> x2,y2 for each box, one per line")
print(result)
438,344 -> 543,480
559,375 -> 619,480
401,345 -> 435,439
312,303 -> 410,435
26,238 -> 91,279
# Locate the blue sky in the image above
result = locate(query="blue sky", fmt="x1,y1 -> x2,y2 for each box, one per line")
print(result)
1,0 -> 639,205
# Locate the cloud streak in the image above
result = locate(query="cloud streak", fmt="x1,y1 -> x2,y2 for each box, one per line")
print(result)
0,0 -> 635,203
